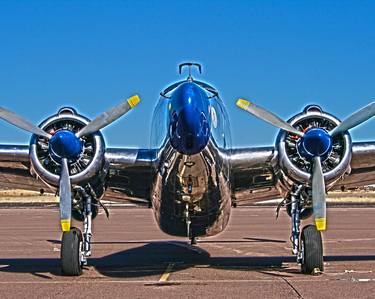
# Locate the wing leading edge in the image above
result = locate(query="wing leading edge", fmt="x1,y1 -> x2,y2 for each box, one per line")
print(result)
1,142 -> 375,203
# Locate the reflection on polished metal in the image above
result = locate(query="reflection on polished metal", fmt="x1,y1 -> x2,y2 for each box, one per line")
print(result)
151,138 -> 231,237
0,145 -> 29,162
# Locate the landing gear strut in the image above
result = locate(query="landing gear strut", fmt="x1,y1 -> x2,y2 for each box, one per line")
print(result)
289,186 -> 324,274
183,202 -> 197,245
60,191 -> 93,275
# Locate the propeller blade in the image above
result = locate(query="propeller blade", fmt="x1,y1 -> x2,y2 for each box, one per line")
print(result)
0,107 -> 51,139
59,158 -> 72,232
76,95 -> 140,138
312,156 -> 326,231
330,101 -> 375,136
236,99 -> 304,137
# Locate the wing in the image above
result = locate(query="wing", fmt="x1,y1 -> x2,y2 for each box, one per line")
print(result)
0,145 -> 53,192
332,141 -> 375,190
104,148 -> 157,205
231,142 -> 375,204
2,142 -> 375,205
230,146 -> 279,205
0,145 -> 157,205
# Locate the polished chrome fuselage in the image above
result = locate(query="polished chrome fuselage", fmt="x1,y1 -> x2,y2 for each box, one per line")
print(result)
150,83 -> 232,237
151,140 -> 232,237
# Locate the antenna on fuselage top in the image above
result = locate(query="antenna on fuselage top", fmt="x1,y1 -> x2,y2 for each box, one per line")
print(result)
179,62 -> 202,82
160,62 -> 218,98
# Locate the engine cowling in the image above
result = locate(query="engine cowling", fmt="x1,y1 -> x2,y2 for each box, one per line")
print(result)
275,105 -> 352,195
29,107 -> 106,187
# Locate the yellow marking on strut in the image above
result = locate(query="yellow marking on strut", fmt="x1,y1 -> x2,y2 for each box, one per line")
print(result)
236,99 -> 251,110
315,218 -> 326,231
60,219 -> 71,232
159,263 -> 175,282
127,95 -> 141,108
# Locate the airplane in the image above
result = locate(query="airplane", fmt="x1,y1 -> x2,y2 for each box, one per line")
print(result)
0,62 -> 375,276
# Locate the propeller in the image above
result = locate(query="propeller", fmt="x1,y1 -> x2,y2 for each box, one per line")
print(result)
236,98 -> 375,231
329,102 -> 375,137
0,108 -> 52,139
76,95 -> 140,138
236,99 -> 304,137
59,158 -> 72,231
0,95 -> 140,231
311,156 -> 326,231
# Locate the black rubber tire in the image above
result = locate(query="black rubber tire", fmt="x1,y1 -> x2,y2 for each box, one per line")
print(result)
301,225 -> 324,274
61,227 -> 83,276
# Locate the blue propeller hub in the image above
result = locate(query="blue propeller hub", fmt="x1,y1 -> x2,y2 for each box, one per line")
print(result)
298,128 -> 332,159
49,130 -> 83,163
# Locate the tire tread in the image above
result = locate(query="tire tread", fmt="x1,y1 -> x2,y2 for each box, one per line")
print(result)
61,227 -> 83,276
301,224 -> 324,274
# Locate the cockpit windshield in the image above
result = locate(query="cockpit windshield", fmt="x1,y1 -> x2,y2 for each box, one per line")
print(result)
208,96 -> 232,150
150,96 -> 170,149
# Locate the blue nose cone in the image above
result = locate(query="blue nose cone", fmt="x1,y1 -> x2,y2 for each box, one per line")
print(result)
298,128 -> 332,159
49,130 -> 82,162
169,82 -> 210,155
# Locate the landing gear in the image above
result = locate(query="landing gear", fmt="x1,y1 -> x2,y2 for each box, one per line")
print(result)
82,190 -> 93,261
61,227 -> 83,276
183,202 -> 198,245
72,186 -> 99,221
60,191 -> 94,276
289,186 -> 324,274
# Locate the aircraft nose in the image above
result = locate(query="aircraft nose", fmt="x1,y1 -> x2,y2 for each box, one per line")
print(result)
170,107 -> 210,155
168,82 -> 211,155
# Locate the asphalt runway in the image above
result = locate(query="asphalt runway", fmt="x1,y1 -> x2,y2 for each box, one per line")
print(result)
0,207 -> 375,298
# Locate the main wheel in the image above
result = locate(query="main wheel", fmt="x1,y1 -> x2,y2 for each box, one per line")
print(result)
61,227 -> 83,276
301,225 -> 324,274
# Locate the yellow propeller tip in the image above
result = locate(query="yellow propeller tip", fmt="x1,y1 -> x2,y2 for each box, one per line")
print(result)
60,219 -> 71,232
315,218 -> 326,231
128,95 -> 141,108
236,99 -> 251,110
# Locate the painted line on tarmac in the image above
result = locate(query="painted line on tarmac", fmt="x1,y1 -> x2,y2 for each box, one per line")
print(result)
159,263 -> 175,282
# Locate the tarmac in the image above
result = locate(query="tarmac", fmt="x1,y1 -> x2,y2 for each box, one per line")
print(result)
0,206 -> 375,298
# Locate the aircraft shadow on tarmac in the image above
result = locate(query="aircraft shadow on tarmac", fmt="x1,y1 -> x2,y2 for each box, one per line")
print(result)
1,240 -> 375,278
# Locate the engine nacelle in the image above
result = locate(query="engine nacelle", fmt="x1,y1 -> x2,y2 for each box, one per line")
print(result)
29,107 -> 107,188
274,105 -> 352,196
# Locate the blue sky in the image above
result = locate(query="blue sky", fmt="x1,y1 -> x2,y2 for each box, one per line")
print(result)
0,1 -> 374,148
